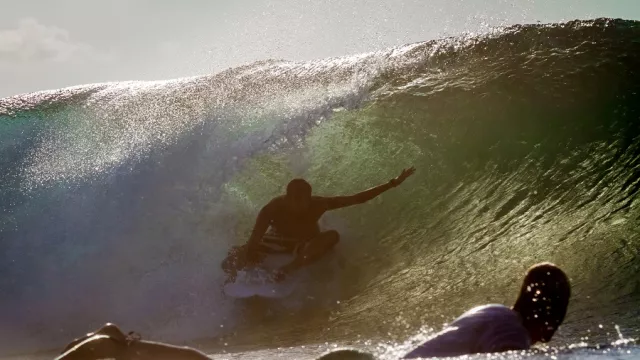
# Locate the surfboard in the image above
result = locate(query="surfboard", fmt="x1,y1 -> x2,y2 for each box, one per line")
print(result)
223,267 -> 299,298
222,251 -> 301,298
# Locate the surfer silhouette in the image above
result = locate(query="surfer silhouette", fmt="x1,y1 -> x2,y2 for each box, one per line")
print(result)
221,167 -> 416,282
403,263 -> 571,358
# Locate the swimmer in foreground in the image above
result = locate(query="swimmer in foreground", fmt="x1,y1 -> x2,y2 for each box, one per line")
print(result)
403,262 -> 571,358
56,323 -> 210,360
222,167 -> 416,282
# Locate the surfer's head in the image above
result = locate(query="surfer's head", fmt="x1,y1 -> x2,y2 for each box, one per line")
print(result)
513,262 -> 571,343
286,178 -> 312,211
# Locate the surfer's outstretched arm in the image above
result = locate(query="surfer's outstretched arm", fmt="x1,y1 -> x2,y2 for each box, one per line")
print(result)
325,167 -> 415,210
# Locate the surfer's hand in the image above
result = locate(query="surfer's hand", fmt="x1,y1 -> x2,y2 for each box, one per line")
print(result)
245,249 -> 262,266
392,166 -> 415,187
273,270 -> 287,283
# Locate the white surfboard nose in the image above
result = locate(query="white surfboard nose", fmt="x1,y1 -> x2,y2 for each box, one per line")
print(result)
223,267 -> 300,298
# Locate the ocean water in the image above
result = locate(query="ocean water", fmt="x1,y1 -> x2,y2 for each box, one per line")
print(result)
0,18 -> 639,359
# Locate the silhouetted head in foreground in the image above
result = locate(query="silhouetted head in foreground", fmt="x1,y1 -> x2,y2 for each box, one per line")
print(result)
512,262 -> 571,343
316,348 -> 375,360
286,178 -> 313,212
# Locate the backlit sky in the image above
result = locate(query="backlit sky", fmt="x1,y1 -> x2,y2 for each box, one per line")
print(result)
1,0 -> 639,98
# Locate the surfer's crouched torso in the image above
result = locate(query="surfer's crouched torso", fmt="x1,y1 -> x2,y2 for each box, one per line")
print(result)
222,195 -> 337,273
264,195 -> 332,239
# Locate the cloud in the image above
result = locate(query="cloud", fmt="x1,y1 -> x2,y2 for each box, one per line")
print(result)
157,41 -> 181,56
0,18 -> 112,64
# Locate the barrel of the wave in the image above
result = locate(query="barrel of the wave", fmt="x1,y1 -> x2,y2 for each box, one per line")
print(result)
1,18 -> 640,358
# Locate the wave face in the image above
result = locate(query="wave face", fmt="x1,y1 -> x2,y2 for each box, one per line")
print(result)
1,18 -> 639,356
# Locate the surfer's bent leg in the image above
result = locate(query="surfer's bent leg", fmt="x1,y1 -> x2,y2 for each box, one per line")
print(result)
222,234 -> 295,277
279,230 -> 340,274
222,243 -> 277,273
